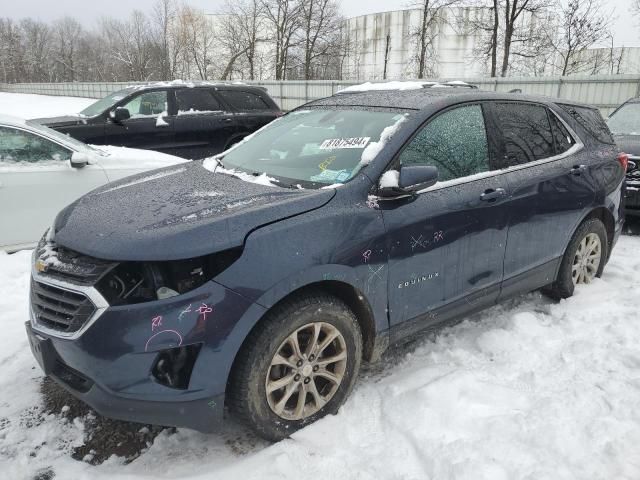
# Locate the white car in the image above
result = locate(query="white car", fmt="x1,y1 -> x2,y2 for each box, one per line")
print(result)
0,114 -> 188,251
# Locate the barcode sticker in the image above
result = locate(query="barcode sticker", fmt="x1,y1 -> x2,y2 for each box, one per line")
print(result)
319,137 -> 370,150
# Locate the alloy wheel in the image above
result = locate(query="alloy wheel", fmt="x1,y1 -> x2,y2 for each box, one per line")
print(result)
265,322 -> 347,421
572,232 -> 602,285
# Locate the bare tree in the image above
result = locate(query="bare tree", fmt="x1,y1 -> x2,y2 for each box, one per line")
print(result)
552,0 -> 612,76
408,0 -> 461,79
262,0 -> 302,80
52,17 -> 83,81
151,0 -> 177,80
298,0 -> 342,80
217,0 -> 266,80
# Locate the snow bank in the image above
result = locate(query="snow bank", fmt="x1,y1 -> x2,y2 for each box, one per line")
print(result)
0,92 -> 94,118
2,234 -> 640,479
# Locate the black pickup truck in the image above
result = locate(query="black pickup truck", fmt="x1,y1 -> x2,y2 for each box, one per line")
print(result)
33,82 -> 282,160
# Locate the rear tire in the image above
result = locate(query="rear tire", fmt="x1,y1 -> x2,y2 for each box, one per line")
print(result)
227,293 -> 362,441
545,218 -> 608,299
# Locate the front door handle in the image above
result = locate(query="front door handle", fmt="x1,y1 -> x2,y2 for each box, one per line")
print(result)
222,118 -> 233,123
480,187 -> 506,203
570,164 -> 587,176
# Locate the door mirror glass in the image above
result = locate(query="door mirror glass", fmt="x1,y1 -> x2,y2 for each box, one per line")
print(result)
70,151 -> 91,168
111,107 -> 130,123
378,165 -> 438,198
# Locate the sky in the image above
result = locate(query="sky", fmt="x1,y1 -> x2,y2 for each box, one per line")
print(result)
3,0 -> 640,47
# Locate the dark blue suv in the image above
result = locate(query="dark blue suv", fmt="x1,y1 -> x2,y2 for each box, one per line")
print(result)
26,84 -> 625,441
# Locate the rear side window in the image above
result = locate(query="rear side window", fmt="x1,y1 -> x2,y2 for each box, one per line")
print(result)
493,103 -> 555,166
399,104 -> 489,182
559,104 -> 614,144
219,90 -> 271,111
176,89 -> 222,113
549,111 -> 576,154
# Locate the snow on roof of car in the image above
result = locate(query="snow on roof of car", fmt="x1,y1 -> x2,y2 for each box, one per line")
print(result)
0,113 -> 29,127
337,80 -> 476,94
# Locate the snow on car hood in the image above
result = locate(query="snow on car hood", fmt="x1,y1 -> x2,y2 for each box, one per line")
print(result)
52,161 -> 335,261
90,144 -> 188,169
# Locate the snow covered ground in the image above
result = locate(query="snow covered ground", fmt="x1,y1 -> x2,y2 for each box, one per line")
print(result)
1,234 -> 640,480
0,92 -> 94,118
1,93 -> 640,479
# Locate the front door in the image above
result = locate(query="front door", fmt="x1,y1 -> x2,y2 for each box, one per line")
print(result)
103,89 -> 175,153
0,126 -> 108,248
380,104 -> 510,336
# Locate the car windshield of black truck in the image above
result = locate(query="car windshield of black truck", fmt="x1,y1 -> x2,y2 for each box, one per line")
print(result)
607,103 -> 640,135
79,88 -> 136,118
220,108 -> 408,188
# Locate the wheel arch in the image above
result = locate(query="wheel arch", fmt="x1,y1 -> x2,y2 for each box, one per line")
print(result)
580,206 -> 615,259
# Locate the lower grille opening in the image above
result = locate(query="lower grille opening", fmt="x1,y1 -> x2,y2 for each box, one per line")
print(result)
151,344 -> 202,390
53,360 -> 93,393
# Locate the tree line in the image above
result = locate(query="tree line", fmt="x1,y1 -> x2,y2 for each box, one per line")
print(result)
0,0 -> 626,84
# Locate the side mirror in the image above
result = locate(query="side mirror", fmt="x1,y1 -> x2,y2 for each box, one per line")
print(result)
70,151 -> 91,168
378,165 -> 439,198
110,107 -> 130,123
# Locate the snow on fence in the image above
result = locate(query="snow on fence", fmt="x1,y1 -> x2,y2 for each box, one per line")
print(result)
2,75 -> 640,114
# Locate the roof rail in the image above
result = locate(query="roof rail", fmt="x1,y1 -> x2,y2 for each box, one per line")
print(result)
336,80 -> 478,95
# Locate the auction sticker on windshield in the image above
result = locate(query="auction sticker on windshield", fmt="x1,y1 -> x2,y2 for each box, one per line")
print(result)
319,137 -> 370,149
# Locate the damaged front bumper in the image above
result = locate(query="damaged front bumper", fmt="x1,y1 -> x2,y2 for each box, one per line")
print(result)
27,268 -> 267,432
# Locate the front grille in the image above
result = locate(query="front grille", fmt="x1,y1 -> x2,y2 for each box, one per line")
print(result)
30,280 -> 97,333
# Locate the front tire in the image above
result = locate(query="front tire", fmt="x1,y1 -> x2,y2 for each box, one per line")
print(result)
545,218 -> 608,299
227,294 -> 362,441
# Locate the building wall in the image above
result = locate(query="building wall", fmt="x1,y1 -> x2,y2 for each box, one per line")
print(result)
344,7 -> 486,80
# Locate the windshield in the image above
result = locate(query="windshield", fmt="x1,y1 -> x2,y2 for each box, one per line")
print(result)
220,109 -> 409,187
25,120 -> 101,155
607,103 -> 640,135
79,88 -> 136,117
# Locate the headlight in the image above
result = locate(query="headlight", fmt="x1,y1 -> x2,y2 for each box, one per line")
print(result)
95,248 -> 242,305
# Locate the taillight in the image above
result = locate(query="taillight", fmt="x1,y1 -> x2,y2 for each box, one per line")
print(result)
618,152 -> 629,171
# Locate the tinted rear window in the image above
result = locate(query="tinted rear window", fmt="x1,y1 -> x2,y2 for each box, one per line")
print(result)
219,90 -> 272,111
493,102 -> 555,166
549,111 -> 576,154
559,104 -> 614,144
176,89 -> 222,112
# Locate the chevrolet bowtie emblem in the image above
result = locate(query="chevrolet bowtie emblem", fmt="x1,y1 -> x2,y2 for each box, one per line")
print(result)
35,259 -> 48,273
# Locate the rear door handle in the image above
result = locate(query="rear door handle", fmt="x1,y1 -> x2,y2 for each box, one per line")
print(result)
222,118 -> 233,123
570,164 -> 587,175
480,188 -> 506,202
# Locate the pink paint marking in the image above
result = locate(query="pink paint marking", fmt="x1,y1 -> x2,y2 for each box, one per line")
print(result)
363,249 -> 372,263
144,329 -> 183,352
196,303 -> 213,322
151,316 -> 163,331
434,230 -> 444,242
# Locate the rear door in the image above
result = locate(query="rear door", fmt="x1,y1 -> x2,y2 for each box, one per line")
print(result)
0,126 -> 108,248
103,89 -> 175,153
172,87 -> 238,159
485,101 -> 593,299
217,89 -> 279,137
381,103 -> 510,336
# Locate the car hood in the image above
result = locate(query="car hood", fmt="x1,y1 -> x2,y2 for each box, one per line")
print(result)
91,145 -> 187,170
52,161 -> 335,261
32,115 -> 89,127
613,134 -> 640,157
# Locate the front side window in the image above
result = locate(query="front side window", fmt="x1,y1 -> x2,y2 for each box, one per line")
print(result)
176,89 -> 222,113
493,102 -> 555,166
219,90 -> 271,111
0,126 -> 72,163
219,109 -> 409,187
398,104 -> 489,182
123,91 -> 167,117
